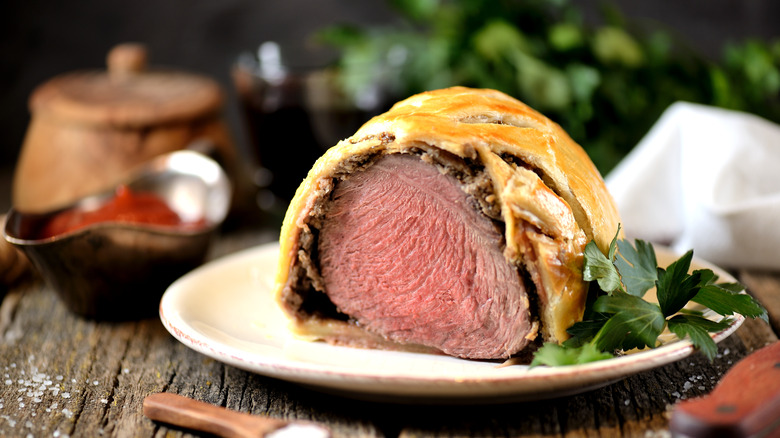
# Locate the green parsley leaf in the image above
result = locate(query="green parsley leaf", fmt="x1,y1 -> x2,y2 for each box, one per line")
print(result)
608,224 -> 620,261
563,313 -> 610,348
530,342 -> 613,367
531,225 -> 769,367
668,313 -> 733,332
614,239 -> 657,297
694,268 -> 719,286
667,314 -> 731,360
591,292 -> 666,351
583,240 -> 622,293
677,308 -> 705,317
656,250 -> 702,316
693,283 -> 769,322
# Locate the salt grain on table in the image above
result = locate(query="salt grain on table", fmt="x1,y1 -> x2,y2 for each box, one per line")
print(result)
0,358 -> 117,436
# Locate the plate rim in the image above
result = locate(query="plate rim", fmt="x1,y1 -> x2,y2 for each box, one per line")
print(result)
159,242 -> 744,402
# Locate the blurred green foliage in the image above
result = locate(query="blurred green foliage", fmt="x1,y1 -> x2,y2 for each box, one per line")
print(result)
317,0 -> 780,174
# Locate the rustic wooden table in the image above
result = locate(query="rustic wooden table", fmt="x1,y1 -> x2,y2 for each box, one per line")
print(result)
0,191 -> 778,437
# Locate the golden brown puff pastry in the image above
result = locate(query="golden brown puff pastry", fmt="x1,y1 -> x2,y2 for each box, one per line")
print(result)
273,87 -> 621,360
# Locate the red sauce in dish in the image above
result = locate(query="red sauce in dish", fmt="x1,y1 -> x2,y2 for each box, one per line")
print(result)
39,185 -> 205,238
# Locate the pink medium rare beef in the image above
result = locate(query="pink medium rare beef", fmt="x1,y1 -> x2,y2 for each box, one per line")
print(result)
275,88 -> 622,362
317,154 -> 535,359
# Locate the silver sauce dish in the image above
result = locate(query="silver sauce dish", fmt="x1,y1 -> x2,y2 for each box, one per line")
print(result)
3,150 -> 231,320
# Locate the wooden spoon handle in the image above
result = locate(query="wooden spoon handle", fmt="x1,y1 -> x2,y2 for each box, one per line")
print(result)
143,392 -> 286,438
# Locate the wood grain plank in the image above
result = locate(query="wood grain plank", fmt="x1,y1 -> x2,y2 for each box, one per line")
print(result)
740,270 -> 780,336
1,230 -> 778,438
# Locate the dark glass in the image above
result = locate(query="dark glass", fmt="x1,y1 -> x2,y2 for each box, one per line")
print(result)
232,42 -> 391,209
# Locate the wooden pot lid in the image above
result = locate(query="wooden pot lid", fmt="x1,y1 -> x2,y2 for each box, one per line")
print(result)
29,43 -> 223,127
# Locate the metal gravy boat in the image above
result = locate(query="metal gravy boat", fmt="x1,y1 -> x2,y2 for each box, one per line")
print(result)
3,150 -> 231,320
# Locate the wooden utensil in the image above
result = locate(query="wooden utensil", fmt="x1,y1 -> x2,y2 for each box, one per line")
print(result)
670,341 -> 780,437
143,392 -> 330,438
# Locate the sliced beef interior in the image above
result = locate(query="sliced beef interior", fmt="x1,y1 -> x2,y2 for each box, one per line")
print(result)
317,154 -> 536,359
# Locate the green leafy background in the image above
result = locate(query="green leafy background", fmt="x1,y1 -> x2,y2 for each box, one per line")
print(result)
317,0 -> 780,174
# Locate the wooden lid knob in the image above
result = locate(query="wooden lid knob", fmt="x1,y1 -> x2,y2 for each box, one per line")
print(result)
107,43 -> 148,79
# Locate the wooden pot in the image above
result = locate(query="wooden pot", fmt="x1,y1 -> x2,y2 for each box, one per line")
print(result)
13,43 -> 238,213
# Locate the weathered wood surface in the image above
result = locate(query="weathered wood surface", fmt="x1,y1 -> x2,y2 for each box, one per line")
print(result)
0,225 -> 778,438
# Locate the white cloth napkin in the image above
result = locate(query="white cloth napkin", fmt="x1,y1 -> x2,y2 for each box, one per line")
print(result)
605,101 -> 780,270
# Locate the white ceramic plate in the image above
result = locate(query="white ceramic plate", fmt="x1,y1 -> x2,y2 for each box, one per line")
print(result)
159,242 -> 743,403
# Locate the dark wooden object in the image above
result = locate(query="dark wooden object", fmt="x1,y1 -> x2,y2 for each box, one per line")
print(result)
670,341 -> 780,437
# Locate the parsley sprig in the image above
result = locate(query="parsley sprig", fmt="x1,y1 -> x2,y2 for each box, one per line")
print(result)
531,227 -> 768,367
